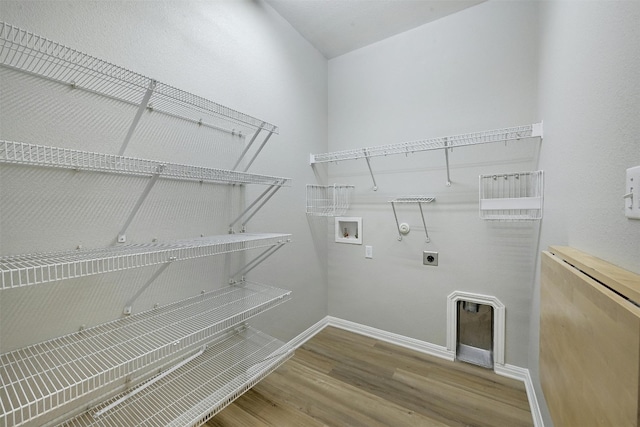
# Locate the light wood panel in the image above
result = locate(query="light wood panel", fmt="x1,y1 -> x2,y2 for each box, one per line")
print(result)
550,245 -> 640,304
208,326 -> 533,426
541,249 -> 640,427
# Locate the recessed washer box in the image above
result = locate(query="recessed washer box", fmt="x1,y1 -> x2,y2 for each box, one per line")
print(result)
335,217 -> 362,244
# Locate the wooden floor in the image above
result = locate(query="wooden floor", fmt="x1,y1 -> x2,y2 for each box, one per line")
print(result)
208,327 -> 533,427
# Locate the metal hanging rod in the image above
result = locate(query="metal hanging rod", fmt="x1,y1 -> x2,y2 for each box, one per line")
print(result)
0,22 -> 279,135
390,196 -> 436,242
0,233 -> 291,289
310,122 -> 543,188
0,140 -> 291,187
0,282 -> 291,427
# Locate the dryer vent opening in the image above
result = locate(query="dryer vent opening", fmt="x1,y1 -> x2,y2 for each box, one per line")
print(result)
456,300 -> 494,369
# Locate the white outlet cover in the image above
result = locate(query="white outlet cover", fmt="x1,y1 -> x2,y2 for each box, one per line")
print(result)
626,166 -> 640,220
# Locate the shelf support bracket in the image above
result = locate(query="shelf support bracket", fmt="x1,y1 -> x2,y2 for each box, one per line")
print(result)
123,257 -> 176,315
418,202 -> 430,243
232,124 -> 274,172
364,150 -> 378,191
117,165 -> 164,243
390,201 -> 403,241
243,130 -> 273,172
230,240 -> 287,280
228,182 -> 283,233
443,137 -> 452,186
233,124 -> 263,170
119,79 -> 157,156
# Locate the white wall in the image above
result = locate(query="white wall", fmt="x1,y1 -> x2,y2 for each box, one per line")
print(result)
531,2 -> 640,425
0,0 -> 328,350
326,1 -> 540,368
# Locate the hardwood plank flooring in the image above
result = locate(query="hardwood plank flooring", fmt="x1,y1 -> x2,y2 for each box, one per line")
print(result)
208,327 -> 533,427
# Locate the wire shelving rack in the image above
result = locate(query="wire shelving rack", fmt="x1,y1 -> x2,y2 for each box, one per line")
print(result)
0,140 -> 291,187
59,327 -> 292,427
0,233 -> 291,289
305,184 -> 355,216
0,22 -> 277,136
0,281 -> 291,427
310,123 -> 543,188
311,124 -> 542,163
0,21 -> 293,427
479,171 -> 544,221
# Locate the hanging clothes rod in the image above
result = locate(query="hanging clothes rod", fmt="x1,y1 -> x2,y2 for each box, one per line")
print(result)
310,122 -> 543,189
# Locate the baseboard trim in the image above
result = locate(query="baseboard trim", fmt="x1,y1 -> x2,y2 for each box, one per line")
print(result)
285,316 -> 329,350
494,364 -> 544,427
326,316 -> 455,361
287,316 -> 543,427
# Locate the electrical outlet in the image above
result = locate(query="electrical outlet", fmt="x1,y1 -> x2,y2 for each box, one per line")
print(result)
423,251 -> 438,266
365,245 -> 373,259
625,166 -> 640,219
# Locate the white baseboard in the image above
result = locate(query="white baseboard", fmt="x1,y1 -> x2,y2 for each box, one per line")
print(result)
285,316 -> 329,350
287,315 -> 543,427
325,316 -> 455,361
494,364 -> 544,427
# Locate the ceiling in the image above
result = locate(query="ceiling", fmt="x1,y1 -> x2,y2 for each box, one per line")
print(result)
264,0 -> 485,59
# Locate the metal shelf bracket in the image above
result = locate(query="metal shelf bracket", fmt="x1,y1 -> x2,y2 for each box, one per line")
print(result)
364,150 -> 378,191
119,79 -> 157,156
444,137 -> 452,186
228,181 -> 285,233
233,124 -> 274,172
229,239 -> 289,280
123,256 -> 176,315
117,164 -> 164,243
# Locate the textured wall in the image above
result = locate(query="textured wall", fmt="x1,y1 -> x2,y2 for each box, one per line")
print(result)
326,1 -> 540,368
0,0 -> 329,351
531,2 -> 640,425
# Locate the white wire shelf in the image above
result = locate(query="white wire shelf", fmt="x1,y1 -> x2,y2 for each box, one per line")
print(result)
306,184 -> 355,216
0,140 -> 291,186
0,233 -> 291,289
479,170 -> 544,221
310,123 -> 543,164
0,281 -> 291,427
58,326 -> 292,427
389,196 -> 436,204
0,22 -> 278,135
389,196 -> 436,242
